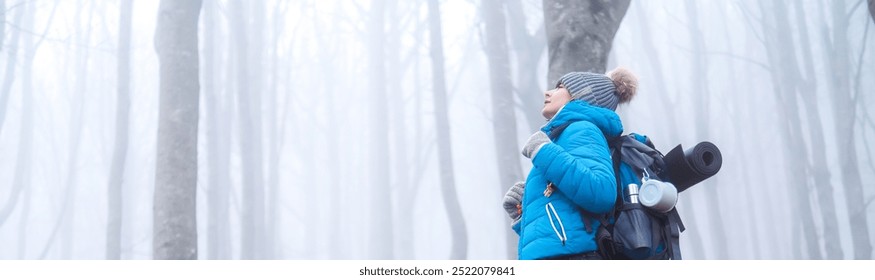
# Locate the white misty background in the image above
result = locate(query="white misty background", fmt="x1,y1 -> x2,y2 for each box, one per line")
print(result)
0,0 -> 874,260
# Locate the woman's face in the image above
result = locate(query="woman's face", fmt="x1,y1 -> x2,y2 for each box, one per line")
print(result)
541,84 -> 572,120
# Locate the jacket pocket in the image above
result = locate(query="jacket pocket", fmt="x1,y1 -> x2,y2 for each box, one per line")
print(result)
545,202 -> 568,245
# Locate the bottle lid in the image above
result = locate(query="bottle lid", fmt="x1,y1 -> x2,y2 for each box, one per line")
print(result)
639,181 -> 661,206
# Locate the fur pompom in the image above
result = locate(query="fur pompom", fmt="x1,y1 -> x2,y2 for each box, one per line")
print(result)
609,67 -> 638,104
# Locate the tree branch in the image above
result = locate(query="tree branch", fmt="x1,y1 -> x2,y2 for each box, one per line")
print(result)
30,0 -> 59,52
851,13 -> 869,104
864,195 -> 875,211
671,43 -> 771,71
859,97 -> 875,173
662,4 -> 689,27
734,0 -> 766,46
848,0 -> 865,18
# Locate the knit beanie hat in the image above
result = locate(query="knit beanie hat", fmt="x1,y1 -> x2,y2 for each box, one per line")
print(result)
556,67 -> 638,111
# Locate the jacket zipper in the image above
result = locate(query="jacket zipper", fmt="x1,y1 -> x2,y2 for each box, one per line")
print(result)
545,202 -> 568,245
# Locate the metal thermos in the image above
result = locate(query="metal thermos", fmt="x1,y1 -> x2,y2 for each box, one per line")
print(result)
627,183 -> 639,204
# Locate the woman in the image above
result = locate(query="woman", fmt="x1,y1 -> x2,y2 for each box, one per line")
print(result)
502,67 -> 638,260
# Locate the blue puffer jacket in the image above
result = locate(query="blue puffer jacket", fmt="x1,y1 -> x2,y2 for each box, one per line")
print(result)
513,100 -> 623,260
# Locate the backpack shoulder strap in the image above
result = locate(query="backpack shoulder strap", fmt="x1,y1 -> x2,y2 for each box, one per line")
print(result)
608,136 -> 624,219
666,208 -> 684,260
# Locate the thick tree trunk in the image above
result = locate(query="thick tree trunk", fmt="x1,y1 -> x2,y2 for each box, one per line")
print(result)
824,0 -> 872,260
153,0 -> 202,260
793,1 -> 843,260
482,0 -> 524,259
542,0 -> 630,82
367,0 -> 394,259
106,0 -> 134,260
427,0 -> 469,260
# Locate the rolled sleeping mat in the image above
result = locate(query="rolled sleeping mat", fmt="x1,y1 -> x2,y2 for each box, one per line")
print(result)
661,141 -> 722,193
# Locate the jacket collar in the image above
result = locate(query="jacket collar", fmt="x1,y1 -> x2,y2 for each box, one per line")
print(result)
540,100 -> 623,139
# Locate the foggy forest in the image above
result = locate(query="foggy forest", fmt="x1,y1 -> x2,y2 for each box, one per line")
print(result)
0,0 -> 874,260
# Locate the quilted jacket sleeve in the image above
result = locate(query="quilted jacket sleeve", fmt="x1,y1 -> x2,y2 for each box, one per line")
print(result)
530,121 -> 617,213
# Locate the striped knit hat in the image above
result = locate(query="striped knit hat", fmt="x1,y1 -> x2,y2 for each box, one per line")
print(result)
556,67 -> 638,111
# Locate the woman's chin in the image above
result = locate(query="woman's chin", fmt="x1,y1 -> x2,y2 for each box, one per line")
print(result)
541,110 -> 554,120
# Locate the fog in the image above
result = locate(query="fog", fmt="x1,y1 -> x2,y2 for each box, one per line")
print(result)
0,0 -> 874,260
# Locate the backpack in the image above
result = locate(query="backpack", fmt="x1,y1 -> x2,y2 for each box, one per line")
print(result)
596,134 -> 685,260
547,124 -> 685,260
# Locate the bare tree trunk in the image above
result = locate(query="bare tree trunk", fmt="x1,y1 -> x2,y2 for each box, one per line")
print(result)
61,0 -> 94,259
506,0 -> 547,131
265,0 -> 288,260
793,1 -> 843,260
394,10 -> 426,259
385,1 -> 410,259
0,0 -> 24,229
0,0 -> 5,51
203,0 -> 231,260
298,106 -> 317,259
823,0 -> 872,260
14,0 -> 34,259
367,0 -> 394,259
229,0 -> 266,260
322,51 -> 343,260
106,0 -> 133,260
38,166 -> 77,259
427,0 -> 469,260
759,0 -> 821,259
709,3 -> 765,260
309,4 -> 343,259
633,3 -> 680,146
869,0 -> 874,23
153,0 -> 202,260
482,0 -> 523,259
542,0 -> 630,82
0,0 -> 57,259
0,0 -> 25,138
324,88 -> 342,259
250,0 -> 269,260
636,2 -> 706,259
739,13 -> 788,259
684,0 -> 730,259
17,188 -> 30,258
633,2 -> 708,259
732,114 -> 763,258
